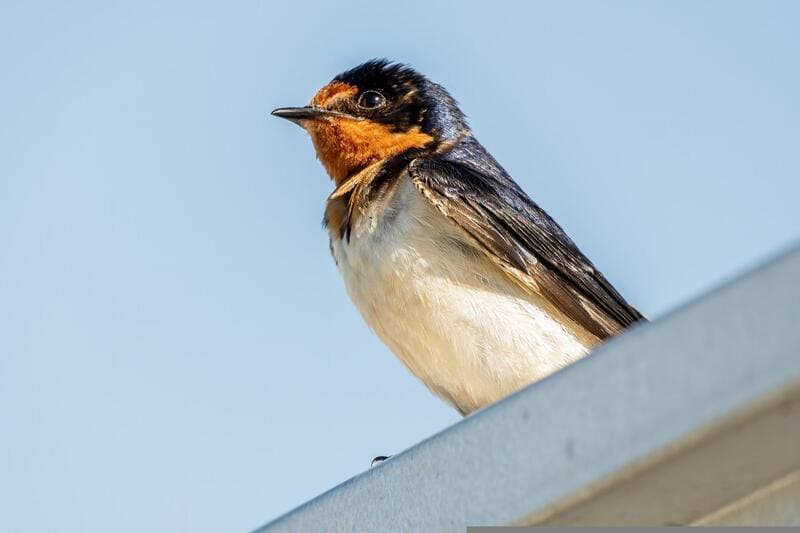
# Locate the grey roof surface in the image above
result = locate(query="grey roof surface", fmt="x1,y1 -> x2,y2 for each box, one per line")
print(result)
256,244 -> 800,531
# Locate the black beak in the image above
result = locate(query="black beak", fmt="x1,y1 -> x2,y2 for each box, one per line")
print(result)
271,106 -> 349,124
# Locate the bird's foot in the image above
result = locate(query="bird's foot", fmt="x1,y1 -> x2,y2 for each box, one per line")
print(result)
370,455 -> 391,468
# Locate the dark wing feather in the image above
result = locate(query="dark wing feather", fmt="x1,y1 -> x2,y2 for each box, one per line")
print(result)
409,139 -> 645,340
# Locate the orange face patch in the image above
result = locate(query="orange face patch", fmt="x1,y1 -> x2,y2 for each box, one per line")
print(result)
311,81 -> 358,107
306,117 -> 434,184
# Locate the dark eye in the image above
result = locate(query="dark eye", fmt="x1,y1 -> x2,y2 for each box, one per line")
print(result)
357,90 -> 386,109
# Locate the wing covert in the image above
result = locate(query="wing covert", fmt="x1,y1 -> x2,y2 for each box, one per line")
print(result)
408,150 -> 645,340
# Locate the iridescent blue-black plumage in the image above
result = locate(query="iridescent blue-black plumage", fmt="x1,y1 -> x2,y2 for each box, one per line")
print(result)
411,140 -> 646,338
333,59 -> 468,139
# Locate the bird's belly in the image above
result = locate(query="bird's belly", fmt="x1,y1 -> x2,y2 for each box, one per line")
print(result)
330,181 -> 591,414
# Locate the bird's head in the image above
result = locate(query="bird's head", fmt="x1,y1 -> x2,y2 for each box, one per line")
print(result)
273,60 -> 469,184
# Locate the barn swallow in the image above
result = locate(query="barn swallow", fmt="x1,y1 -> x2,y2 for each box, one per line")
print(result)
273,60 -> 645,416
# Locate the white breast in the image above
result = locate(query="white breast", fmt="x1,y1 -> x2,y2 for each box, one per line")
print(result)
330,174 -> 591,415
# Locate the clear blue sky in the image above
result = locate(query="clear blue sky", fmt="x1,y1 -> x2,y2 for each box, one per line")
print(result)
1,1 -> 798,531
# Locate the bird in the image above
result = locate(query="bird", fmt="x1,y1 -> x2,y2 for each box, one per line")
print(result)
272,59 -> 645,416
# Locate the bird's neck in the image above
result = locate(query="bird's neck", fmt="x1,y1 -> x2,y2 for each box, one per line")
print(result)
307,117 -> 433,185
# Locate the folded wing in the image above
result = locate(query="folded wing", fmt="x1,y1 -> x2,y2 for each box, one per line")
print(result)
409,143 -> 645,340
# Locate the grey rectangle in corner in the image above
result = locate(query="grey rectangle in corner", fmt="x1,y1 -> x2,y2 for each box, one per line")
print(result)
467,526 -> 800,533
